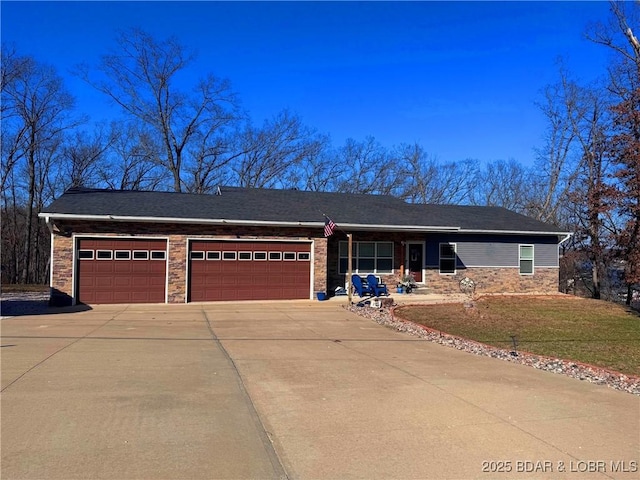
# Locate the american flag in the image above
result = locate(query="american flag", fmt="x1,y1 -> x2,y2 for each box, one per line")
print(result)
324,217 -> 336,237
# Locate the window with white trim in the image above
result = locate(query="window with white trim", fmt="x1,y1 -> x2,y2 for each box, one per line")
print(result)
254,251 -> 267,261
133,250 -> 149,260
519,245 -> 534,275
283,252 -> 296,261
206,251 -> 221,260
114,250 -> 131,260
269,252 -> 282,261
439,243 -> 456,274
96,250 -> 113,260
238,251 -> 252,261
190,251 -> 205,260
78,250 -> 94,260
338,241 -> 393,274
222,251 -> 237,261
151,251 -> 166,260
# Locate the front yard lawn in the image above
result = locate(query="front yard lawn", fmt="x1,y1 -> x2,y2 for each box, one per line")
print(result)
395,296 -> 640,377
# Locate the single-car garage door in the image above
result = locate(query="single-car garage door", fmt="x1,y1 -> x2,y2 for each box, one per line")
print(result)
189,240 -> 311,301
76,238 -> 167,304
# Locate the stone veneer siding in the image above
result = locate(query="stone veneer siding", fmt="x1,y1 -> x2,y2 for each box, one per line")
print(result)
50,220 -> 328,304
424,267 -> 559,295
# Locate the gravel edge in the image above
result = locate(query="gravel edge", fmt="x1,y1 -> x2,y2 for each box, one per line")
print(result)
345,303 -> 640,396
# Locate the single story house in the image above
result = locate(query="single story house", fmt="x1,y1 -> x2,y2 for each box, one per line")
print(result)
38,187 -> 571,305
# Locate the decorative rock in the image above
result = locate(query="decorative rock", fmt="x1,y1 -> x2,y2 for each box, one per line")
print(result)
344,303 -> 640,396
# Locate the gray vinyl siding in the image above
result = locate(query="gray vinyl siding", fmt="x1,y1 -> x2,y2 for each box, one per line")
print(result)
426,234 -> 559,268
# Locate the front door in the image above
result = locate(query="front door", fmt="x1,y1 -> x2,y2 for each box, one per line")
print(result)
407,243 -> 423,283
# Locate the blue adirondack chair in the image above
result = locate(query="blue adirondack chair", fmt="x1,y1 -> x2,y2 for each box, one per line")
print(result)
367,274 -> 389,296
351,275 -> 374,298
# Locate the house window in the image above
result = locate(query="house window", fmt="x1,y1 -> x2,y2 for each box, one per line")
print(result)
519,245 -> 534,275
338,241 -> 393,274
439,243 -> 456,274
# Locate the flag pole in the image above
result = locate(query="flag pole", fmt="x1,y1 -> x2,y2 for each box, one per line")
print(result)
320,212 -> 352,303
347,233 -> 353,304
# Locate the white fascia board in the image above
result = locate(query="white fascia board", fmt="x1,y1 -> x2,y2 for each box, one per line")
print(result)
38,213 -> 462,232
460,228 -> 572,236
38,213 -> 320,228
335,223 -> 460,232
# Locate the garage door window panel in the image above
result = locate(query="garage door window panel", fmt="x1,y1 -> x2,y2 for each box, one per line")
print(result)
133,250 -> 149,260
206,251 -> 221,260
222,251 -> 237,261
78,250 -> 94,260
151,251 -> 166,260
115,250 -> 131,260
96,250 -> 113,260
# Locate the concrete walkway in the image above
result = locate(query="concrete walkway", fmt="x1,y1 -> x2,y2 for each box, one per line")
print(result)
1,301 -> 639,479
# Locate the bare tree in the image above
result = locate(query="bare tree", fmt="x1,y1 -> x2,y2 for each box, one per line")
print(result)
472,158 -> 531,211
394,143 -> 478,204
232,110 -> 326,189
1,51 -> 77,283
334,136 -> 394,194
77,28 -> 240,192
585,1 -> 640,303
60,126 -> 115,189
99,122 -> 166,190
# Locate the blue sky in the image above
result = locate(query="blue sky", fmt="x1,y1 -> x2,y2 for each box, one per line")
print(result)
2,1 -> 613,166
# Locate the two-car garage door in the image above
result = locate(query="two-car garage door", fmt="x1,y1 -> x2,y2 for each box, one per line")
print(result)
189,240 -> 311,302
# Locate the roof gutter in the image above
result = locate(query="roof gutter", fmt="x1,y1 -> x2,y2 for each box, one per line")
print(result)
38,213 -> 567,236
460,228 -> 572,236
38,213 -> 463,232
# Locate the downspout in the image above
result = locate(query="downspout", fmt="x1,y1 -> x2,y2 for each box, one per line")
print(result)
558,233 -> 572,245
45,216 -> 54,294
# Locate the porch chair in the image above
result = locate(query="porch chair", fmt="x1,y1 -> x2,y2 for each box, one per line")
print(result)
351,275 -> 374,298
366,274 -> 389,296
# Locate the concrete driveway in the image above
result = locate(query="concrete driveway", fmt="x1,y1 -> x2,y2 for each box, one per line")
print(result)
1,301 -> 638,479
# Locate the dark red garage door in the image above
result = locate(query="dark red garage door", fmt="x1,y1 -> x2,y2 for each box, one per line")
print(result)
76,238 -> 167,304
189,241 -> 311,301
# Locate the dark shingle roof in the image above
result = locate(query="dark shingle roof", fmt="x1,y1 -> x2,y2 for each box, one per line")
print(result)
40,187 -> 566,235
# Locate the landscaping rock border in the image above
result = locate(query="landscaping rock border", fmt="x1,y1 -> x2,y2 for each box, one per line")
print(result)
345,303 -> 640,396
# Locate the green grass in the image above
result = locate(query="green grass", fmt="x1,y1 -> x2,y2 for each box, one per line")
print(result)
395,296 -> 640,377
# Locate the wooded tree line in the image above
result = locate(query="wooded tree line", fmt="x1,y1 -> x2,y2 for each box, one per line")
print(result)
2,2 -> 639,304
